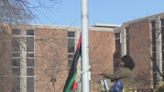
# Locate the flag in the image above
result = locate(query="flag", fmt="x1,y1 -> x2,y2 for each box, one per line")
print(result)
63,35 -> 82,92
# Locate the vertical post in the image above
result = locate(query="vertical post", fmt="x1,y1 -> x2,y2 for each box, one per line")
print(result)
156,16 -> 162,81
20,30 -> 27,92
120,26 -> 127,56
81,0 -> 90,92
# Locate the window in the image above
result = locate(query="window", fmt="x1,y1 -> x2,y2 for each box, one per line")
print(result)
67,31 -> 76,67
115,33 -> 121,58
114,32 -> 121,71
26,29 -> 34,35
126,27 -> 129,55
26,29 -> 35,92
161,19 -> 164,74
67,32 -> 75,37
151,21 -> 156,29
151,21 -> 156,60
151,20 -> 157,88
27,77 -> 34,92
27,37 -> 34,51
115,33 -> 120,39
12,77 -> 20,92
161,19 -> 164,27
27,59 -> 34,67
12,29 -> 21,92
12,58 -> 20,66
12,29 -> 20,35
12,37 -> 20,51
12,29 -> 35,92
68,39 -> 75,53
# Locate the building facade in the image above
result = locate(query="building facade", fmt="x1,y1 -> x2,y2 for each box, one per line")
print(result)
0,24 -> 117,92
115,13 -> 164,89
2,13 -> 164,92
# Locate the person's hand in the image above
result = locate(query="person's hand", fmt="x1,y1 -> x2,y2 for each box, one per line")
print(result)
98,73 -> 105,77
98,73 -> 103,75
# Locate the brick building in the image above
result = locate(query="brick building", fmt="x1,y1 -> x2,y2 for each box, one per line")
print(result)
0,24 -> 117,92
115,13 -> 164,89
2,12 -> 164,92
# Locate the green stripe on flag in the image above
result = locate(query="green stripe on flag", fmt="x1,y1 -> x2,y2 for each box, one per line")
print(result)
65,73 -> 77,92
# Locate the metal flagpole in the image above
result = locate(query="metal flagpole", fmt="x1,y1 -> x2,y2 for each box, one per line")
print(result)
81,0 -> 90,92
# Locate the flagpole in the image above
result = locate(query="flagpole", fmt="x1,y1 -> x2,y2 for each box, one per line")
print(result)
81,0 -> 90,92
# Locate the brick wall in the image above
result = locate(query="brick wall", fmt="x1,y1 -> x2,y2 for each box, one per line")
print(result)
127,19 -> 152,88
0,27 -> 12,92
35,28 -> 68,92
89,29 -> 115,92
0,25 -> 116,92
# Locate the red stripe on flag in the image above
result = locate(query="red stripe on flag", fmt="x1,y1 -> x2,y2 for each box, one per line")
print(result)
77,35 -> 82,49
72,81 -> 77,90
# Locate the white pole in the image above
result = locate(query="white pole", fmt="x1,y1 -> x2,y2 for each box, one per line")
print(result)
81,0 -> 90,92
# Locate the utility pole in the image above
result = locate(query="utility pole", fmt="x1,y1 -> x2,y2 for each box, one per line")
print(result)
81,0 -> 90,92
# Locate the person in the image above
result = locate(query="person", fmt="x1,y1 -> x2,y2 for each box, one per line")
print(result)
99,55 -> 135,92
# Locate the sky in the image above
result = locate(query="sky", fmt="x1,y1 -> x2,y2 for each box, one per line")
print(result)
32,0 -> 164,26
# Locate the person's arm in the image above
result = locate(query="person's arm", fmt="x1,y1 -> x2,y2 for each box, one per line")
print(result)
102,68 -> 127,80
